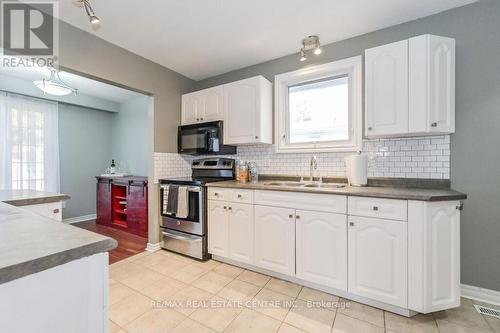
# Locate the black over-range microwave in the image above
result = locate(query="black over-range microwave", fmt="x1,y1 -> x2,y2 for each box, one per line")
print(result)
177,121 -> 236,155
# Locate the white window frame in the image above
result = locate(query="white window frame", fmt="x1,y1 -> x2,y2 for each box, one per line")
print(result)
274,56 -> 362,153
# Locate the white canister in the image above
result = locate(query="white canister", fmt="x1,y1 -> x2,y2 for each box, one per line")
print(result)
345,153 -> 368,186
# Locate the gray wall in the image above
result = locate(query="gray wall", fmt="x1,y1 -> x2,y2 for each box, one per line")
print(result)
196,0 -> 500,291
111,95 -> 151,176
59,104 -> 113,219
58,22 -> 196,153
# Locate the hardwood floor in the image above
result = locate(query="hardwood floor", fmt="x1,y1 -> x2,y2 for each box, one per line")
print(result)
74,220 -> 148,264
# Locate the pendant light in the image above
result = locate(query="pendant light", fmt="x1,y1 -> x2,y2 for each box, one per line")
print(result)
34,68 -> 78,96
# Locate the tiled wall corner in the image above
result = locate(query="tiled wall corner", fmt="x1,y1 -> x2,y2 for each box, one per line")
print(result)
153,135 -> 450,182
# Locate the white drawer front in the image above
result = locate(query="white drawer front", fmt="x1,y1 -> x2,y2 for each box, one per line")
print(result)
23,201 -> 63,222
348,196 -> 407,221
208,188 -> 227,201
228,189 -> 254,204
254,190 -> 346,214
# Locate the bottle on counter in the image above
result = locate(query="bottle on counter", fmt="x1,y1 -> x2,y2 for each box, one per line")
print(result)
110,159 -> 116,174
236,161 -> 249,182
248,162 -> 258,183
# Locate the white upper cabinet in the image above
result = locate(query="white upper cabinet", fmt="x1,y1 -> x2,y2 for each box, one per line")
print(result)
181,86 -> 224,125
365,34 -> 455,138
223,76 -> 272,145
409,35 -> 455,134
365,40 -> 409,137
181,76 -> 272,145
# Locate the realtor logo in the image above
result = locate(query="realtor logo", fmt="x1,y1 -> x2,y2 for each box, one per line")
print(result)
1,0 -> 58,68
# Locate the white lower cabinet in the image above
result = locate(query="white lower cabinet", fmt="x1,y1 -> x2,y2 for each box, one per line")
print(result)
254,205 -> 295,275
208,200 -> 229,257
348,216 -> 408,308
23,201 -> 63,222
296,210 -> 347,290
228,203 -> 254,264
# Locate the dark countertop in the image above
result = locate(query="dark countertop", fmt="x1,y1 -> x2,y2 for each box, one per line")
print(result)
0,190 -> 70,207
207,180 -> 467,202
0,202 -> 117,284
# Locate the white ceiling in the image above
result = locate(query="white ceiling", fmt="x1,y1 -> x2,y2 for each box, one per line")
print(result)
0,65 -> 142,103
56,0 -> 476,81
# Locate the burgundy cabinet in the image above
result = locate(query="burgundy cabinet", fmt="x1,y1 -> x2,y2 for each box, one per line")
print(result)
96,178 -> 112,226
96,176 -> 148,238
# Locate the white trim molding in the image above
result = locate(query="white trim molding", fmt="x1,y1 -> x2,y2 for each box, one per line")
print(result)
63,214 -> 96,224
274,56 -> 363,153
146,243 -> 161,252
462,284 -> 500,307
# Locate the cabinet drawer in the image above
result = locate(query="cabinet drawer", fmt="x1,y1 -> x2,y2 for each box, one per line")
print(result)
255,190 -> 346,214
348,196 -> 407,221
208,188 -> 227,201
23,201 -> 63,222
228,189 -> 254,204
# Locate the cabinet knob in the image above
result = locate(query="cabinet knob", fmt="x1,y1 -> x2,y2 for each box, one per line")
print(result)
200,117 -> 204,121
456,204 -> 464,211
237,194 -> 242,198
53,208 -> 60,214
431,122 -> 438,127
196,118 -> 199,121
214,192 -> 218,196
367,127 -> 372,131
289,214 -> 293,219
372,206 -> 379,211
223,206 -> 227,210
255,135 -> 259,139
296,215 -> 300,219
228,206 -> 232,211
349,222 -> 354,226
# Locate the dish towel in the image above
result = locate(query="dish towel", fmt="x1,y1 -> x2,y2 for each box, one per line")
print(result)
176,186 -> 189,218
166,185 -> 178,215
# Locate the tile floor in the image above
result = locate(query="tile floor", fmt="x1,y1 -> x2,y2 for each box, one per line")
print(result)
109,250 -> 500,333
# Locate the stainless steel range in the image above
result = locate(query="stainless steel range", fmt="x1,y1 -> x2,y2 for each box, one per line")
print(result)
159,157 -> 235,260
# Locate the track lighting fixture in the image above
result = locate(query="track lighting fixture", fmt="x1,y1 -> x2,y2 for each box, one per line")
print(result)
74,0 -> 100,26
299,35 -> 322,61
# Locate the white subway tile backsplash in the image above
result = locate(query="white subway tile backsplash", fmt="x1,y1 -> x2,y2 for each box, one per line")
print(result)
153,135 -> 451,181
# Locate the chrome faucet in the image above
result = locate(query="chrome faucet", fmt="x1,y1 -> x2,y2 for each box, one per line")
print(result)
309,155 -> 318,181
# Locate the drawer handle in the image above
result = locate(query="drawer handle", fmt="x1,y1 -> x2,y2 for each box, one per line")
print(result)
53,209 -> 60,214
237,194 -> 242,198
349,222 -> 354,227
372,206 -> 379,211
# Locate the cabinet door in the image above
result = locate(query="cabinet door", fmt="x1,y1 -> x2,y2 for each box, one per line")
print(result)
365,40 -> 409,137
409,35 -> 455,134
127,184 -> 148,238
296,210 -> 347,290
223,77 -> 260,144
200,86 -> 224,122
181,92 -> 200,125
408,201 -> 460,313
254,205 -> 295,275
348,216 -> 407,307
208,200 -> 229,257
228,203 -> 254,264
96,180 -> 111,226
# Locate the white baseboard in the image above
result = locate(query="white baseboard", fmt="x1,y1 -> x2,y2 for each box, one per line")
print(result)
462,284 -> 500,307
63,214 -> 97,224
146,243 -> 161,252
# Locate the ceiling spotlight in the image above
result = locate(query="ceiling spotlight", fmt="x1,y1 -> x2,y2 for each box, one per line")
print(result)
74,0 -> 100,26
299,35 -> 322,61
300,48 -> 307,62
34,68 -> 78,96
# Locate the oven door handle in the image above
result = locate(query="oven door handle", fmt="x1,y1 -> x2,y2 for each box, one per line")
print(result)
162,231 -> 202,242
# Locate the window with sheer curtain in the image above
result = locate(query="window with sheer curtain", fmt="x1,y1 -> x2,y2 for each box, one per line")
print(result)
0,92 -> 60,192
